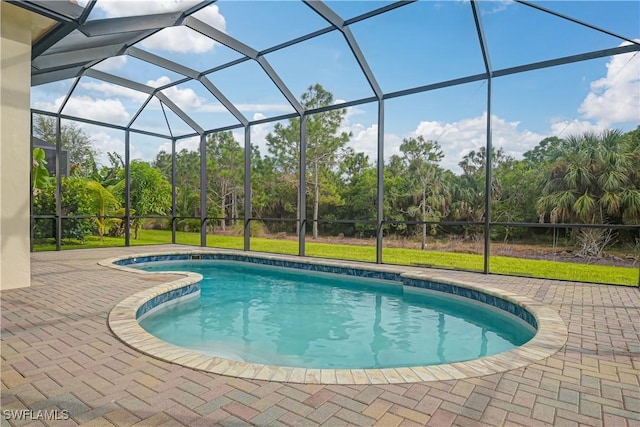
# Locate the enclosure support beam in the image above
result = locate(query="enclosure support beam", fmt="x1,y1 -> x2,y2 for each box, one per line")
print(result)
298,115 -> 307,257
29,113 -> 34,252
471,0 -> 493,275
124,130 -> 131,247
156,93 -> 204,135
483,79 -> 493,274
200,133 -> 207,248
56,77 -> 80,116
171,138 -> 177,245
55,116 -> 62,251
376,100 -> 385,264
244,125 -> 251,251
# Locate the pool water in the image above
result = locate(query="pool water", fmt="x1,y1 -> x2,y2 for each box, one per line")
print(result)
137,260 -> 535,369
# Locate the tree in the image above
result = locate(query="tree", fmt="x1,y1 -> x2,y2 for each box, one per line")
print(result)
536,130 -> 640,256
383,155 -> 413,236
333,149 -> 377,236
620,126 -> 640,225
33,115 -> 98,176
537,130 -> 640,224
255,142 -> 298,224
303,85 -> 351,239
265,84 -> 350,239
495,136 -> 568,228
85,180 -> 120,242
206,132 -> 244,231
32,176 -> 95,241
522,136 -> 564,164
113,161 -> 172,239
154,148 -> 202,230
451,147 -> 512,240
397,136 -> 448,250
454,146 -> 512,220
95,152 -> 124,187
492,158 -> 543,240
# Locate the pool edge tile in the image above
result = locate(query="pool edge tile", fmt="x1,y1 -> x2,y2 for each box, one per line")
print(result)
104,249 -> 569,385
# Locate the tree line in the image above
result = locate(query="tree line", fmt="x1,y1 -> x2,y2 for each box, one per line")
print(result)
32,84 -> 640,254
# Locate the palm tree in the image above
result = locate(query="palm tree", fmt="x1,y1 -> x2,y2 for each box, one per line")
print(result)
399,136 -> 448,250
537,130 -> 639,224
536,130 -> 640,256
85,180 -> 120,242
451,147 -> 510,240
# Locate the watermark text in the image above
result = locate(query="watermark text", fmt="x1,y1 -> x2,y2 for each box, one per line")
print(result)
2,409 -> 70,421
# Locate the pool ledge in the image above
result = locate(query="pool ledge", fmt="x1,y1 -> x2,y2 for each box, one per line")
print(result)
103,249 -> 568,385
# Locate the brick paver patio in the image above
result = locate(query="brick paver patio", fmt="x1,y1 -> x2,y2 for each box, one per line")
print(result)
1,245 -> 639,426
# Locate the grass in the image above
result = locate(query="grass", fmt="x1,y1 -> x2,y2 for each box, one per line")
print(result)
33,229 -> 639,286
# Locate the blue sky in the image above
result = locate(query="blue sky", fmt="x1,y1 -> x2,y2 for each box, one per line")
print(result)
31,0 -> 640,172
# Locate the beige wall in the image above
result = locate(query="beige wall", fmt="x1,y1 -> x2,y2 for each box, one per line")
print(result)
0,3 -> 37,290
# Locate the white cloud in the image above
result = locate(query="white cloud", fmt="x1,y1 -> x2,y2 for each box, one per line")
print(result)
142,6 -> 225,54
342,104 -> 365,121
236,104 -> 295,114
158,113 -> 270,156
140,27 -> 216,54
177,136 -> 201,152
338,104 -> 375,160
147,76 -> 172,88
156,113 -> 272,157
151,78 -> 294,115
549,119 -> 605,137
230,113 -> 273,154
91,0 -> 188,17
334,112 -> 548,172
578,41 -> 640,126
33,99 -> 59,112
338,105 -> 400,163
36,95 -> 130,125
152,76 -> 222,113
157,136 -> 200,155
486,0 -> 514,14
160,85 -> 207,111
64,96 -> 130,124
248,113 -> 272,153
339,121 -> 376,160
89,131 -> 141,165
92,56 -> 128,72
91,132 -> 122,160
197,104 -> 293,114
378,109 -> 620,174
191,5 -> 226,30
80,81 -> 148,103
90,1 -> 226,54
80,75 -> 293,118
409,113 -> 546,171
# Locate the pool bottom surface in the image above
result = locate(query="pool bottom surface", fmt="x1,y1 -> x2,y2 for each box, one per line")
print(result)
137,260 -> 535,370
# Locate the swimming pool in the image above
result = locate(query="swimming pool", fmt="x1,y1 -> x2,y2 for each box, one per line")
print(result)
136,260 -> 535,369
105,251 -> 567,384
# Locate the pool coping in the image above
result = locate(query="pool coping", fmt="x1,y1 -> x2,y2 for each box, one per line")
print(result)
102,249 -> 568,385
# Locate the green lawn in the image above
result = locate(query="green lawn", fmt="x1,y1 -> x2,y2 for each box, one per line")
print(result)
34,229 -> 639,286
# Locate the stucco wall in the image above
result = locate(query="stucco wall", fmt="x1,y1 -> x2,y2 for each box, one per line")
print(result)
1,3 -> 34,290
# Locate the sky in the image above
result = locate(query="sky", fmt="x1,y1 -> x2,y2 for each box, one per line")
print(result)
30,0 -> 640,173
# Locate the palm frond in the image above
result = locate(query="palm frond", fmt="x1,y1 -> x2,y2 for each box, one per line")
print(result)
574,192 -> 596,222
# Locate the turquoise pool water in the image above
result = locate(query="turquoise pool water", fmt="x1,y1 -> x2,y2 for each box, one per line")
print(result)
137,260 -> 535,369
